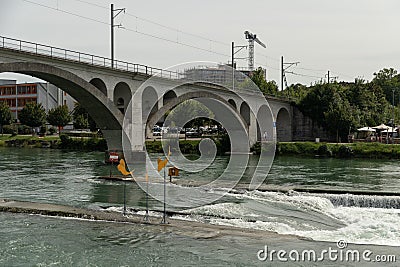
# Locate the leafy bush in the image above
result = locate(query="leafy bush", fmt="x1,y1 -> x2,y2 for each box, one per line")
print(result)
337,145 -> 354,158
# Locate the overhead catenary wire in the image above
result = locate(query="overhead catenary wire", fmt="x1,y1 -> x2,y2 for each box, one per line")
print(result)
72,0 -> 227,46
20,0 -> 358,84
20,0 -> 230,58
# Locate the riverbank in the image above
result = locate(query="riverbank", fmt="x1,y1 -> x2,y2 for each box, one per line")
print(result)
276,141 -> 400,159
2,134 -> 400,159
0,134 -> 106,151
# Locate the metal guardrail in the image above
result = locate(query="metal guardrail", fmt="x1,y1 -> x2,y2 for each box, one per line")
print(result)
0,35 -> 182,79
0,35 -> 294,101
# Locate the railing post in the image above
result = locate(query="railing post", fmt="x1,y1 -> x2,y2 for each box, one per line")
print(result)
91,55 -> 94,65
35,44 -> 37,54
19,40 -> 21,51
50,47 -> 53,57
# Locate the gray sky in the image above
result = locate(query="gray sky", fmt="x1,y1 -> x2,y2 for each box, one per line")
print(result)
1,0 -> 399,87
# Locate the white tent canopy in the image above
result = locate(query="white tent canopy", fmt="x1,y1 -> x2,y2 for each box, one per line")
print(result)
382,127 -> 398,133
357,126 -> 376,132
372,124 -> 390,130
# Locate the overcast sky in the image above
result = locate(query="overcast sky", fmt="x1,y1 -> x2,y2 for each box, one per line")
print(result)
1,0 -> 399,87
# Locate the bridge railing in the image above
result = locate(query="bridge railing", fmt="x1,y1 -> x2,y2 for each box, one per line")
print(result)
0,36 -> 294,101
0,35 -> 183,80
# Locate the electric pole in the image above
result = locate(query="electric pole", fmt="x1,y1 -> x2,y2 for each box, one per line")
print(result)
327,70 -> 330,84
231,41 -> 247,69
281,56 -> 299,91
325,71 -> 338,84
111,3 -> 125,69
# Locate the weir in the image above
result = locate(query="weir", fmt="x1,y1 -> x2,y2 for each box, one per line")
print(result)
316,193 -> 400,209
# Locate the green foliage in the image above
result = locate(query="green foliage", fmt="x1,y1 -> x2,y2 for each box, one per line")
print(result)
47,105 -> 71,131
324,89 -> 358,142
73,114 -> 88,129
72,102 -> 96,131
276,142 -> 400,159
0,101 -> 12,135
48,127 -> 56,135
317,144 -> 332,157
296,77 -> 394,141
144,137 -> 231,155
372,68 -> 400,103
18,102 -> 46,128
250,67 -> 278,96
167,99 -> 214,128
59,135 -> 107,151
279,83 -> 308,102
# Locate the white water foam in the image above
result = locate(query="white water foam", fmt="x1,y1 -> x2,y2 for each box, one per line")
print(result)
291,206 -> 400,246
181,190 -> 400,246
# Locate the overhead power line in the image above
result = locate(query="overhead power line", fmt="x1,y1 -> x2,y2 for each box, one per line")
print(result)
72,0 -> 227,46
20,0 -> 230,58
20,0 -> 357,84
22,0 -> 108,25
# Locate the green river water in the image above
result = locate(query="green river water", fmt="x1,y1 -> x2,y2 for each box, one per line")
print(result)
1,147 -> 399,266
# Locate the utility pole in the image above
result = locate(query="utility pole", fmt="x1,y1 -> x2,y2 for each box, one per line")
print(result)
281,56 -> 299,91
327,70 -> 330,84
281,56 -> 284,92
231,41 -> 246,91
111,3 -> 125,68
231,41 -> 247,69
325,71 -> 338,84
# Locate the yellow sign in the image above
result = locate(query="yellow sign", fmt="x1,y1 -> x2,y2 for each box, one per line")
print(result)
117,159 -> 133,176
157,157 -> 168,172
157,146 -> 171,172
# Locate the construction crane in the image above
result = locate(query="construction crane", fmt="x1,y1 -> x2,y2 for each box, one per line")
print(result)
244,31 -> 266,71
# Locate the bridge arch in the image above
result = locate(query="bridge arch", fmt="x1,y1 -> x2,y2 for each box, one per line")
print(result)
113,82 -> 131,114
240,102 -> 251,126
163,90 -> 177,105
276,107 -> 291,142
146,91 -> 247,135
256,105 -> 273,141
142,86 -> 158,120
228,99 -> 237,110
89,78 -> 107,97
0,62 -> 124,150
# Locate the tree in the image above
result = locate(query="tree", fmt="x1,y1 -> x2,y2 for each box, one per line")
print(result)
372,68 -> 400,103
250,67 -> 278,96
0,101 -> 12,135
18,102 -> 46,135
73,114 -> 88,129
47,105 -> 72,133
324,91 -> 357,142
72,102 -> 96,131
166,99 -> 214,129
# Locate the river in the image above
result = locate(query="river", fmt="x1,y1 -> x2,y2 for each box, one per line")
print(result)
0,147 -> 399,266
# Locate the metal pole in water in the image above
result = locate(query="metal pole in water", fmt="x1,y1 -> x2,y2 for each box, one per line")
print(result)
123,179 -> 126,215
161,167 -> 167,224
145,175 -> 149,222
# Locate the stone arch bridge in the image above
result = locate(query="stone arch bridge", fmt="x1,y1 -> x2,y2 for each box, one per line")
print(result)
0,36 -> 295,157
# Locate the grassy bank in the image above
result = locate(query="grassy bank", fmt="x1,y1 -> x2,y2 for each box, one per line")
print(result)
2,134 -> 400,159
277,142 -> 400,159
0,134 -> 106,151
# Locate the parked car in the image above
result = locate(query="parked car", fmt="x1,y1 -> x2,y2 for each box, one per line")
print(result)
185,129 -> 202,138
152,126 -> 162,136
